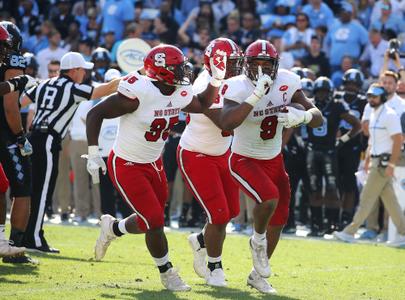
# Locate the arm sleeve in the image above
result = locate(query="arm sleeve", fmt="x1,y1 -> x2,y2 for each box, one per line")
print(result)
25,85 -> 38,103
117,73 -> 142,100
386,112 -> 402,136
362,104 -> 371,121
401,112 -> 405,134
221,80 -> 247,104
72,83 -> 94,102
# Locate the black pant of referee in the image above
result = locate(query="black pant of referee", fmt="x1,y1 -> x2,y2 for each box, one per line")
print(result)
23,130 -> 61,253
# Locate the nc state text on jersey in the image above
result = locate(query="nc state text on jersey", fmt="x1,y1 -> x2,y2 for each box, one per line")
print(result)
253,105 -> 285,117
154,108 -> 181,117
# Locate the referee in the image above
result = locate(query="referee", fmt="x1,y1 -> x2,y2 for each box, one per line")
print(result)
20,52 -> 119,253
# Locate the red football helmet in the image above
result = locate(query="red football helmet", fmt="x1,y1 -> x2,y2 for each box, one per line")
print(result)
204,38 -> 243,79
0,25 -> 11,63
144,44 -> 193,86
245,39 -> 279,82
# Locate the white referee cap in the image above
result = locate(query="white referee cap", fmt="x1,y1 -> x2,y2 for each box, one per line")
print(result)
104,68 -> 121,82
60,52 -> 94,70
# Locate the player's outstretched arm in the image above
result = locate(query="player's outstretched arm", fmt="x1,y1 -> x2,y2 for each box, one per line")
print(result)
90,78 -> 121,100
289,89 -> 324,128
86,92 -> 138,146
0,75 -> 35,96
183,53 -> 227,113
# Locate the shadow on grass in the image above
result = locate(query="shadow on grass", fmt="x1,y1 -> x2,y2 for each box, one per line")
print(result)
0,263 -> 38,281
28,253 -> 92,263
27,253 -> 152,266
119,290 -> 189,300
193,284 -> 300,300
99,285 -> 301,300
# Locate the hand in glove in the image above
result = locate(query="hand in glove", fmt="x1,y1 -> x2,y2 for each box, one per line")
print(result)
209,50 -> 227,87
245,66 -> 273,106
335,134 -> 350,149
277,106 -> 312,128
16,133 -> 33,156
8,75 -> 37,92
81,145 -> 106,184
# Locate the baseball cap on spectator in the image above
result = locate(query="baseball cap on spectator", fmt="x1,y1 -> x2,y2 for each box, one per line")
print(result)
340,2 -> 353,13
104,69 -> 121,82
60,52 -> 94,70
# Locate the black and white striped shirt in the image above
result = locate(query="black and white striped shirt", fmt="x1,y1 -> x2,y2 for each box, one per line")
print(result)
26,76 -> 94,138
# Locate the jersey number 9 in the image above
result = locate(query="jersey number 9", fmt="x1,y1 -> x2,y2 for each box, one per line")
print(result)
260,116 -> 278,140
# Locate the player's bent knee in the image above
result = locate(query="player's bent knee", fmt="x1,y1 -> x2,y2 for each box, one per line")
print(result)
260,198 -> 278,212
229,206 -> 240,220
210,209 -> 230,225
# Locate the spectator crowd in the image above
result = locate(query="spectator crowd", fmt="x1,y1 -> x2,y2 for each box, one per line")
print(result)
2,0 -> 405,242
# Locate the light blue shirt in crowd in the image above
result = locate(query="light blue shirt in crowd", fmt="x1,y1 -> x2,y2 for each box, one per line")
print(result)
24,35 -> 49,54
102,0 -> 135,41
302,2 -> 334,29
326,20 -> 369,67
263,14 -> 296,38
282,27 -> 314,59
370,15 -> 405,35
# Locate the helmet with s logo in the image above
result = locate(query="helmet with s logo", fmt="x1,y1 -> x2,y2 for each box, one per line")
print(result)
144,44 -> 192,86
204,38 -> 243,79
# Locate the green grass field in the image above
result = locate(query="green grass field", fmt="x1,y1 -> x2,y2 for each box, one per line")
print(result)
1,225 -> 405,300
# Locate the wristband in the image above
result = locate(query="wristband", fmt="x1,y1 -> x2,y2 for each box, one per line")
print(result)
88,145 -> 99,156
210,77 -> 222,88
303,111 -> 313,124
244,92 -> 261,107
7,81 -> 15,92
340,134 -> 350,143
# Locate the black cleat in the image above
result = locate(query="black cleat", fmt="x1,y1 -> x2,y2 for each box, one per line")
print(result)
26,245 -> 60,254
61,213 -> 69,222
282,225 -> 296,234
308,224 -> 324,237
2,253 -> 39,264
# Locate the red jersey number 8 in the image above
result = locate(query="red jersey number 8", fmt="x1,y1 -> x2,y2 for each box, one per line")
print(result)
260,116 -> 278,140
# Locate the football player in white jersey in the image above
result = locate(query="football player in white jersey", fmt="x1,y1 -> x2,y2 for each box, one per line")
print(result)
84,44 -> 227,291
177,38 -> 243,287
217,40 -> 323,293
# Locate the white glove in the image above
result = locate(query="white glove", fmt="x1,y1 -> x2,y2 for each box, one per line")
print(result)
209,50 -> 227,87
24,75 -> 37,90
277,106 -> 313,128
81,145 -> 106,184
245,66 -> 273,106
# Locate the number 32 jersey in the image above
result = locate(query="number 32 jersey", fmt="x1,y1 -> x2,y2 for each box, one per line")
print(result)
222,69 -> 301,160
114,72 -> 193,163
